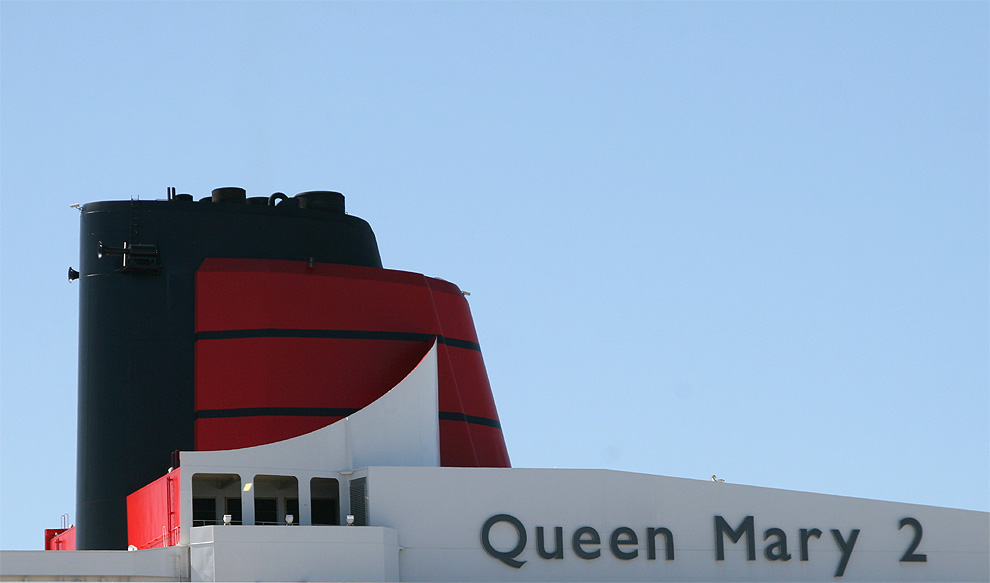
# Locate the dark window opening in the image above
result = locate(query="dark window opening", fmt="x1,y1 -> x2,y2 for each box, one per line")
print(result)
286,498 -> 299,524
311,477 -> 340,525
252,475 -> 299,526
192,473 -> 241,527
255,498 -> 278,525
193,498 -> 217,526
312,499 -> 338,526
225,498 -> 242,525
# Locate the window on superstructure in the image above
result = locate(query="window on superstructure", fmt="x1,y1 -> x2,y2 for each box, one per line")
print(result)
191,473 -> 241,526
225,498 -> 242,525
254,498 -> 277,525
311,477 -> 340,525
253,475 -> 299,526
192,498 -> 217,526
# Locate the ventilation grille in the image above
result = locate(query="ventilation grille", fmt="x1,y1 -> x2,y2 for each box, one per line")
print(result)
349,478 -> 367,526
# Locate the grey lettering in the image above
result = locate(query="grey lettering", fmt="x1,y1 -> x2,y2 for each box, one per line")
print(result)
715,515 -> 756,561
481,514 -> 527,568
831,528 -> 859,577
647,527 -> 675,560
536,526 -> 563,560
763,528 -> 791,561
800,528 -> 822,561
609,527 -> 638,560
572,526 -> 601,560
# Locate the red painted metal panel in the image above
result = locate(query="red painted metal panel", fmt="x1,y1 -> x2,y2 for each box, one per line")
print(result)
427,277 -> 484,342
437,346 -> 500,417
439,422 -> 511,468
195,260 -> 448,334
126,468 -> 180,550
195,338 -> 428,411
194,259 -> 509,467
44,527 -> 76,550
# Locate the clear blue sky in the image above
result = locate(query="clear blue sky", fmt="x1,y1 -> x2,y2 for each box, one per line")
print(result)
1,1 -> 987,551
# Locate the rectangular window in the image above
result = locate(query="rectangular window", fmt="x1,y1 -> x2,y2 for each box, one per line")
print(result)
192,473 -> 241,525
255,498 -> 278,525
286,498 -> 299,523
252,475 -> 299,526
225,498 -> 242,525
192,498 -> 217,526
312,499 -> 337,525
311,477 -> 340,525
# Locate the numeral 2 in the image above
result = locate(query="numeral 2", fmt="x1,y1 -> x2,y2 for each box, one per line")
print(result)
898,517 -> 927,562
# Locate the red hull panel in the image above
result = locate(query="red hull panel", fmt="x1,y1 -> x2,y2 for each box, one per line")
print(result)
126,468 -> 180,550
44,527 -> 76,551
